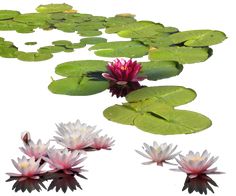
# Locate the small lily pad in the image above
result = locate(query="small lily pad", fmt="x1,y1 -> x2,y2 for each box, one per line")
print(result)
52,40 -> 72,46
0,10 -> 20,20
25,42 -> 37,45
149,47 -> 211,64
89,41 -> 149,58
16,51 -> 53,61
78,30 -> 102,37
38,46 -> 65,53
80,37 -> 107,45
36,4 -> 73,13
48,76 -> 109,96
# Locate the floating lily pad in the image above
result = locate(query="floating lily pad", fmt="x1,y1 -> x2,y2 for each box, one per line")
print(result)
149,47 -> 211,64
66,42 -> 86,49
89,41 -> 149,58
104,86 -> 211,135
0,45 -> 18,58
52,40 -> 72,46
55,60 -> 107,77
25,42 -> 37,45
48,76 -> 109,96
134,35 -> 175,47
0,10 -> 20,20
126,86 -> 196,106
78,30 -> 102,37
16,52 -> 53,61
36,4 -> 73,13
170,30 -> 227,47
80,37 -> 107,45
38,46 -> 65,53
140,61 -> 183,80
105,16 -> 136,27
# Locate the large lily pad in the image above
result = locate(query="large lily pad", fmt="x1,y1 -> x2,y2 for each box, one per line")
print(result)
105,16 -> 136,27
140,61 -> 183,80
36,4 -> 73,13
89,41 -> 149,58
170,30 -> 227,47
48,76 -> 109,96
0,10 -> 20,20
148,47 -> 211,64
55,60 -> 107,77
104,86 -> 211,135
16,52 -> 53,61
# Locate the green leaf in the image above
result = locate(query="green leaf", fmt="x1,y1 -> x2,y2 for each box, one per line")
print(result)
16,52 -> 53,61
170,30 -> 227,47
66,42 -> 86,49
105,16 -> 136,27
38,46 -> 65,53
140,61 -> 183,80
48,77 -> 109,96
25,42 -> 37,45
13,13 -> 49,24
78,30 -> 102,37
134,109 -> 212,135
103,104 -> 139,125
80,37 -> 107,45
36,4 -> 73,13
52,40 -> 72,46
0,46 -> 18,58
89,41 -> 148,58
55,60 -> 107,77
0,10 -> 20,20
134,35 -> 174,47
148,47 -> 211,64
126,86 -> 196,107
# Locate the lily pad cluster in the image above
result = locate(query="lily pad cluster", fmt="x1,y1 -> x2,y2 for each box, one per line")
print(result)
104,86 -> 212,135
0,3 -> 226,62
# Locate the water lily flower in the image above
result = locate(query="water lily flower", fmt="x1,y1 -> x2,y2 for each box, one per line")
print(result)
135,142 -> 180,166
173,150 -> 223,178
43,148 -> 86,174
91,135 -> 115,150
19,139 -> 50,160
54,119 -> 100,150
102,59 -> 145,85
6,156 -> 45,181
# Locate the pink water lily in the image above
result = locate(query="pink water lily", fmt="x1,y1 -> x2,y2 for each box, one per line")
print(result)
43,148 -> 86,174
102,59 -> 145,85
91,135 -> 115,150
135,142 -> 180,166
6,156 -> 46,181
19,139 -> 50,160
173,150 -> 223,178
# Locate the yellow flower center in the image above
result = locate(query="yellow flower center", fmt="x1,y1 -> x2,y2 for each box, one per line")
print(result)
190,156 -> 204,162
120,66 -> 127,70
19,162 -> 29,169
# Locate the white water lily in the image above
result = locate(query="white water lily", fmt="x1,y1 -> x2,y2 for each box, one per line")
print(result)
7,156 -> 45,181
173,150 -> 223,178
54,119 -> 100,150
43,148 -> 86,174
19,139 -> 50,159
135,142 -> 180,166
91,135 -> 115,150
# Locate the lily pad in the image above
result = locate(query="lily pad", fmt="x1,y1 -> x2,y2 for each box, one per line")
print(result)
16,52 -> 53,61
0,45 -> 18,58
78,30 -> 102,37
55,60 -> 107,77
66,42 -> 86,49
126,86 -> 196,106
52,40 -> 72,46
170,30 -> 227,47
80,37 -> 107,45
48,76 -> 109,96
38,46 -> 65,53
25,42 -> 37,45
36,4 -> 73,13
105,16 -> 136,27
0,10 -> 20,20
140,61 -> 183,80
104,86 -> 211,135
89,41 -> 149,58
148,47 -> 211,64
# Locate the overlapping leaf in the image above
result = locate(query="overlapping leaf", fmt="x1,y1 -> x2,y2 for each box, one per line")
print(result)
104,86 -> 211,135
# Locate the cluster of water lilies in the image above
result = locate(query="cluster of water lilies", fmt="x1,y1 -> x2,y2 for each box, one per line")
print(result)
7,120 -> 115,182
135,142 -> 223,179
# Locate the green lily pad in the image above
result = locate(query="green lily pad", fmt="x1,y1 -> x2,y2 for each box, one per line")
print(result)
126,86 -> 196,106
104,86 -> 211,135
134,109 -> 212,135
55,60 -> 107,77
38,46 -> 65,53
78,30 -> 102,37
0,10 -> 20,20
36,4 -> 73,13
13,13 -> 49,24
54,22 -> 78,32
170,30 -> 227,47
89,41 -> 149,58
105,16 -> 136,27
148,47 -> 211,64
0,20 -> 33,32
134,35 -> 175,47
25,42 -> 37,45
65,42 -> 86,49
16,51 -> 53,61
48,76 -> 109,96
0,46 -> 18,58
80,37 -> 107,45
52,40 -> 72,46
140,61 -> 183,80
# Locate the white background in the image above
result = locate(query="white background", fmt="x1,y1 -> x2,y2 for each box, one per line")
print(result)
0,0 -> 235,195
